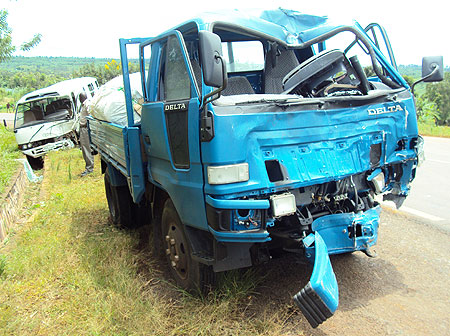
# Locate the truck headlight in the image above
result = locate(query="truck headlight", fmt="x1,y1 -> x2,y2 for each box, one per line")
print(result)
270,193 -> 296,217
207,163 -> 249,185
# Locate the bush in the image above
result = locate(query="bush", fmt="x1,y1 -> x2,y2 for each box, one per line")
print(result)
0,126 -> 21,194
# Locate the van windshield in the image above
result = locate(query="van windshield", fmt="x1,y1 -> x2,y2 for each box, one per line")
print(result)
15,96 -> 73,129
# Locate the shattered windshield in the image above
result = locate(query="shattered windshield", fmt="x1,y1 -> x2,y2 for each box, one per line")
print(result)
15,96 -> 73,129
212,25 -> 403,107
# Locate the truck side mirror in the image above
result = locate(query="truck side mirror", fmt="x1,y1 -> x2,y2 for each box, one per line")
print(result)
199,31 -> 226,88
411,56 -> 444,95
422,56 -> 444,82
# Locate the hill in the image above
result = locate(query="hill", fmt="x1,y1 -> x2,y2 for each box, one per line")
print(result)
1,57 -> 441,80
398,64 -> 422,79
0,56 -> 116,77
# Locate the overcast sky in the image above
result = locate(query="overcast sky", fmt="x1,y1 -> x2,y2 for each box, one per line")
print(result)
3,0 -> 448,66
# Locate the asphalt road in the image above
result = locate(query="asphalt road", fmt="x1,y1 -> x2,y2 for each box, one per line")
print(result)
381,136 -> 450,231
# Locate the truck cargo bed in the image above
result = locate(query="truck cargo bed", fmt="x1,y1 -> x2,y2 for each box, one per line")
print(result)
89,118 -> 127,172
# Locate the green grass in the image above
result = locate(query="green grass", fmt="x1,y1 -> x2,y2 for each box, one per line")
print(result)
418,122 -> 450,138
419,122 -> 450,137
0,149 -> 289,336
0,125 -> 21,195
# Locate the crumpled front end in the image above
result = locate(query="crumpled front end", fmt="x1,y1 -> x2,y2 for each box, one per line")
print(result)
21,137 -> 75,158
292,206 -> 380,327
201,89 -> 420,326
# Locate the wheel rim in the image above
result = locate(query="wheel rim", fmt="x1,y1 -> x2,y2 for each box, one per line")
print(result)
164,220 -> 188,280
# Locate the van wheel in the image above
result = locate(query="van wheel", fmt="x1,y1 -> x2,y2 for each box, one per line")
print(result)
26,155 -> 44,170
104,170 -> 134,228
161,199 -> 215,295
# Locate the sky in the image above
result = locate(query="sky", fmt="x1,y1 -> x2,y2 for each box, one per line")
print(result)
2,0 -> 449,66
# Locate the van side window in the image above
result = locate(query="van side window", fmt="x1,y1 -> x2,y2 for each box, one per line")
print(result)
164,36 -> 191,101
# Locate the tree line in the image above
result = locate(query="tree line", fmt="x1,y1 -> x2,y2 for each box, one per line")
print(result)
0,58 -> 139,111
0,56 -> 449,125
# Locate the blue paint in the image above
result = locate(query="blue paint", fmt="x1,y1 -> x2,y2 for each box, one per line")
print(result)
123,126 -> 146,203
203,98 -> 418,197
208,225 -> 271,243
311,206 -> 380,254
206,195 -> 270,209
306,232 -> 339,313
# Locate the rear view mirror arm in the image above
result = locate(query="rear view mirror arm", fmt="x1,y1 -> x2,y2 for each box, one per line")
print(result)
201,54 -> 228,108
411,64 -> 440,96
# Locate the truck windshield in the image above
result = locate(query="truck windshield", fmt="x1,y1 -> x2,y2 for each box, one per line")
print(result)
211,24 -> 404,106
15,96 -> 73,129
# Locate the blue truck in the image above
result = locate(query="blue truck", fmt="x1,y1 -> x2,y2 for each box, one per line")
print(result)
88,9 -> 443,328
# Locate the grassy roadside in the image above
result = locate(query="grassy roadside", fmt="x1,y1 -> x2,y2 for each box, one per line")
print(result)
0,149 -> 289,336
0,125 -> 21,195
418,122 -> 450,138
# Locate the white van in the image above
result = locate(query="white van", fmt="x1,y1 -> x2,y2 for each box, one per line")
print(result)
14,77 -> 98,169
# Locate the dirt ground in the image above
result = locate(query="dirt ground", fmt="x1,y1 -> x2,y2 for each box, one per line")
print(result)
248,208 -> 450,335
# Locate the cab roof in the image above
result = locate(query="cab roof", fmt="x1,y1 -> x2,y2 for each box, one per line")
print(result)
166,8 -> 344,45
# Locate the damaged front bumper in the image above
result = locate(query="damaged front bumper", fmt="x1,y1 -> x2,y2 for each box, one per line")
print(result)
294,206 -> 380,328
310,206 -> 380,255
294,231 -> 338,328
21,138 -> 75,158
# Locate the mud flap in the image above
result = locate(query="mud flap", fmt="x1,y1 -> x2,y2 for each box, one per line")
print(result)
293,232 -> 339,328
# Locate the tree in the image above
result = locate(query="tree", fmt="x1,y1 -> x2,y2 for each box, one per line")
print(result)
402,75 -> 415,88
424,72 -> 450,126
0,9 -> 41,63
0,10 -> 14,62
415,95 -> 439,124
364,65 -> 375,78
72,60 -> 139,85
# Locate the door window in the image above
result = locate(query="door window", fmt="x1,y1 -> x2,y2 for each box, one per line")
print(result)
155,33 -> 192,169
164,35 -> 191,101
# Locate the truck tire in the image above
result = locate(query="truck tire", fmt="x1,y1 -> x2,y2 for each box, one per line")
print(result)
161,199 -> 215,295
104,170 -> 134,228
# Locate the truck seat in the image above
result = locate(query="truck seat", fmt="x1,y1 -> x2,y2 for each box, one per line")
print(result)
264,47 -> 299,94
222,76 -> 255,96
190,60 -> 254,96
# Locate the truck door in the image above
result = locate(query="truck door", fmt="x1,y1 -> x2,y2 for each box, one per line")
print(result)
140,31 -> 207,230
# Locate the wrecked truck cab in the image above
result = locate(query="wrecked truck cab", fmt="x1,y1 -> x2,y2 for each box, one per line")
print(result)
14,77 -> 99,169
89,8 -> 441,329
199,11 -> 423,327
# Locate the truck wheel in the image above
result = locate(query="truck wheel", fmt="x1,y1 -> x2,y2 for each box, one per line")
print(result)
161,199 -> 215,295
26,155 -> 44,170
104,171 -> 134,228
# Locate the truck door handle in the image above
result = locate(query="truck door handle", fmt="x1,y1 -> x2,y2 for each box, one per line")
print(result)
144,135 -> 150,144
